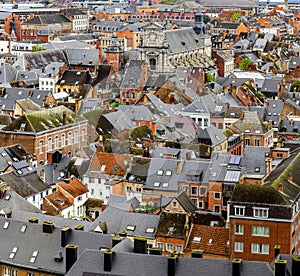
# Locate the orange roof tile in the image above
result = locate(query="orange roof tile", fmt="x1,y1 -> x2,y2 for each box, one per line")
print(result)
44,191 -> 72,211
186,225 -> 229,257
89,152 -> 130,176
58,177 -> 89,198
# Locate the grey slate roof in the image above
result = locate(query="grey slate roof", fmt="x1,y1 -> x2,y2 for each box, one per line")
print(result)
88,206 -> 160,239
65,48 -> 99,67
0,171 -> 50,198
23,14 -> 71,25
240,146 -> 270,176
264,99 -> 284,126
0,63 -> 17,84
197,125 -> 227,146
175,191 -> 197,213
120,60 -> 143,89
164,27 -> 204,54
66,248 -> 273,276
103,110 -> 135,133
0,216 -> 112,274
0,88 -> 50,111
118,105 -> 155,122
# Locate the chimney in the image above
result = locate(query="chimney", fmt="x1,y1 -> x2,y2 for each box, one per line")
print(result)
225,102 -> 230,113
43,220 -> 54,234
239,112 -> 244,121
274,245 -> 281,258
278,185 -> 283,193
134,237 -> 147,254
117,231 -> 127,237
288,174 -> 293,182
275,259 -> 287,276
290,119 -> 294,126
112,237 -> 122,247
292,256 -> 300,276
168,255 -> 177,276
104,249 -> 114,272
61,227 -> 72,247
74,224 -> 84,231
65,245 -> 78,272
191,250 -> 204,258
29,217 -> 38,224
232,259 -> 242,276
264,100 -> 269,107
63,111 -> 67,125
149,247 -> 162,255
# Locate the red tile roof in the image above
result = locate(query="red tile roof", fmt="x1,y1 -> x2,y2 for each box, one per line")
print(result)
89,152 -> 130,176
186,225 -> 229,257
44,190 -> 72,211
58,177 -> 89,198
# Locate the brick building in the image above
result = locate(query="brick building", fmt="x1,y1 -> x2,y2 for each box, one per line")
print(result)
0,106 -> 93,165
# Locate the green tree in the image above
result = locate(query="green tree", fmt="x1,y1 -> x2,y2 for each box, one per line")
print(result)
239,58 -> 252,71
207,73 -> 216,82
32,44 -> 45,52
204,15 -> 210,24
231,12 -> 241,22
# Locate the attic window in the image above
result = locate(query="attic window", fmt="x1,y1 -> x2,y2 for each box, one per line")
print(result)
168,226 -> 175,233
9,247 -> 18,259
27,167 -> 33,171
162,182 -> 169,188
126,225 -> 136,231
146,227 -> 155,234
30,250 -> 39,263
245,129 -> 250,133
100,165 -> 106,172
18,91 -> 22,95
3,221 -> 9,229
208,239 -> 213,245
37,95 -> 41,99
255,130 -> 261,134
17,170 -> 23,175
61,80 -> 65,84
157,170 -> 163,175
21,225 -> 27,233
1,152 -> 7,156
193,237 -> 201,242
5,195 -> 10,200
255,167 -> 260,172
154,182 -> 160,187
4,94 -> 7,99
165,170 -> 172,176
76,72 -> 81,75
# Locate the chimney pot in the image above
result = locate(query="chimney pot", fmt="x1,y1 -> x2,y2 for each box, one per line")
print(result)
74,224 -> 84,231
134,237 -> 147,254
149,247 -> 162,255
168,255 -> 177,276
275,259 -> 287,276
232,259 -> 242,276
104,249 -> 114,272
112,237 -> 122,247
65,245 -> 78,272
292,256 -> 300,276
274,245 -> 281,258
61,227 -> 71,247
42,220 -> 54,233
191,250 -> 204,258
29,217 -> 38,224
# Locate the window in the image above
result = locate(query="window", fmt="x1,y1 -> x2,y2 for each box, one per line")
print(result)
89,177 -> 95,183
74,130 -> 79,143
245,138 -> 250,146
176,244 -> 183,252
157,170 -> 163,175
54,136 -> 59,149
253,208 -> 268,218
235,224 -> 244,235
191,186 -> 198,195
146,227 -> 155,234
82,128 -> 85,141
153,182 -> 160,187
198,201 -> 204,209
157,242 -> 164,249
193,237 -> 201,242
252,226 -> 269,237
235,242 -> 244,252
214,205 -> 220,213
28,273 -> 34,276
165,170 -> 172,176
214,192 -> 221,199
251,243 -> 269,254
47,137 -> 52,151
172,201 -> 177,208
61,134 -> 65,147
234,206 -> 245,216
126,225 -> 136,231
39,140 -> 43,154
204,118 -> 208,127
199,187 -> 206,196
166,243 -> 174,252
68,132 -> 72,145
254,139 -> 260,146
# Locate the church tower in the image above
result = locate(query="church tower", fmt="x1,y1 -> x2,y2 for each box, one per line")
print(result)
104,33 -> 124,73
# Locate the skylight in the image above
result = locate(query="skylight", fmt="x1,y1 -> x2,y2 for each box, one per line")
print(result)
193,237 -> 201,242
165,170 -> 172,176
30,250 -> 39,263
208,238 -> 213,245
162,183 -> 169,188
126,225 -> 136,231
9,247 -> 18,259
21,225 -> 27,233
157,170 -> 163,175
153,182 -> 160,187
3,221 -> 9,229
146,227 -> 155,234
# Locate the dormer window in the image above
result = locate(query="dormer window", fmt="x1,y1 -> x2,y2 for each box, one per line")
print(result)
234,206 -> 245,216
253,207 -> 268,218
